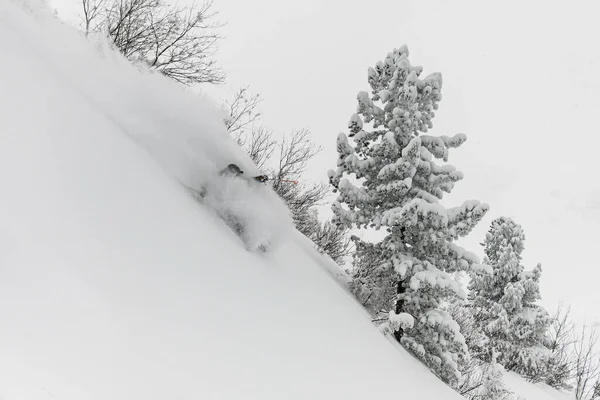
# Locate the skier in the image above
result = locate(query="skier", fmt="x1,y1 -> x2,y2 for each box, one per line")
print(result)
219,163 -> 269,183
186,163 -> 295,252
215,164 -> 271,252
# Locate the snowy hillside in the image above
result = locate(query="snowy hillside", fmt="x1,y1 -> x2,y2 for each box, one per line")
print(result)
504,373 -> 574,400
0,1 -> 470,399
0,2 -> 582,400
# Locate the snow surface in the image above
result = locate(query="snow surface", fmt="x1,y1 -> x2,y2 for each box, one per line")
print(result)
0,3 -> 578,400
0,1 -> 470,399
504,372 -> 574,400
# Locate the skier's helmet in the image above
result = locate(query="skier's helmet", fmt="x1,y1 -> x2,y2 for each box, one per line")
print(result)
226,164 -> 243,175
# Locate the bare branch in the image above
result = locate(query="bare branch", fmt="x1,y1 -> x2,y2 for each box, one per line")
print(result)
371,316 -> 388,323
81,0 -> 224,85
81,0 -> 108,36
273,128 -> 321,188
221,91 -> 353,265
224,86 -> 262,137
362,292 -> 374,307
545,303 -> 577,390
574,323 -> 600,400
245,126 -> 276,170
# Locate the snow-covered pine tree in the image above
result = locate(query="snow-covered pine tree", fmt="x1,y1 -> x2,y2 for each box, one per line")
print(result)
328,45 -> 489,384
469,217 -> 551,380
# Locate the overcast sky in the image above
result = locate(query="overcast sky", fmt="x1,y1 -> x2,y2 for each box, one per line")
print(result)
51,0 -> 600,323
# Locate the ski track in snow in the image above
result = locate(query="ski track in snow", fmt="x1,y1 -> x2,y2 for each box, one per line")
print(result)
0,1 -> 567,399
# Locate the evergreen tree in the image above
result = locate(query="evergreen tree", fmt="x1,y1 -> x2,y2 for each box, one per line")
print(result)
328,45 -> 489,384
469,217 -> 551,379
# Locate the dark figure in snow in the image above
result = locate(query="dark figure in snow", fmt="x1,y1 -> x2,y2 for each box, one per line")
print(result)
185,164 -> 267,201
220,164 -> 268,183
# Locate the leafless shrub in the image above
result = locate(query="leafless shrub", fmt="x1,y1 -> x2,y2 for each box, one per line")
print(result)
574,324 -> 600,399
545,303 -> 577,390
224,86 -> 262,138
309,216 -> 353,264
222,89 -> 353,264
243,126 -> 276,171
81,0 -> 224,85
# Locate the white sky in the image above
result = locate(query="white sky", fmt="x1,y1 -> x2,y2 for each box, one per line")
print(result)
50,0 -> 600,323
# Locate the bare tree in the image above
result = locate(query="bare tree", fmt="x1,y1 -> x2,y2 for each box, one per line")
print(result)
457,357 -> 486,399
243,126 -> 277,171
222,87 -> 275,170
269,130 -> 326,223
81,0 -> 224,85
548,304 -> 576,354
272,129 -> 319,186
593,380 -> 600,399
81,0 -> 107,35
545,303 -> 577,390
574,324 -> 600,400
224,86 -> 262,139
221,90 -> 320,181
222,89 -> 353,264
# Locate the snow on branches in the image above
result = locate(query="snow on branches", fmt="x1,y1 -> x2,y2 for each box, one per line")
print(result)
469,217 -> 551,379
330,45 -> 489,384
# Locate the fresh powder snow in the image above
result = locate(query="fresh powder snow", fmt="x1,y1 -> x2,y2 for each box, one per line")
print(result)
0,1 -> 575,400
0,1 -> 469,399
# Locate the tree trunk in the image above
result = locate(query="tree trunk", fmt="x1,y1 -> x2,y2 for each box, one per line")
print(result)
393,278 -> 406,342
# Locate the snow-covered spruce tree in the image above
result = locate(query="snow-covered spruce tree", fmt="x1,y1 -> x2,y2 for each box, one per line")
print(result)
328,46 -> 489,384
469,217 -> 551,380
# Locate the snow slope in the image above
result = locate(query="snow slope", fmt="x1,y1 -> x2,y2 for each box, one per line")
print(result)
318,249 -> 575,400
505,372 -> 574,400
0,1 -> 468,399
